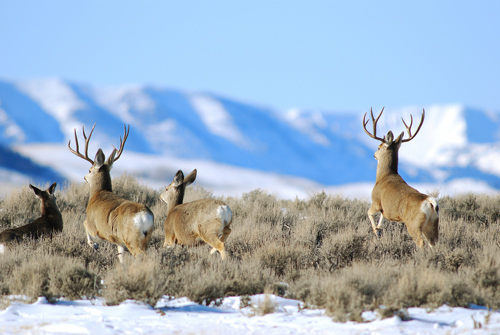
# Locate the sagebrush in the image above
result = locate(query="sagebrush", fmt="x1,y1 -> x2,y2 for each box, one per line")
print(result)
1,176 -> 500,321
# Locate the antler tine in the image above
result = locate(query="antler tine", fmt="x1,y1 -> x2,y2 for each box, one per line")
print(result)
401,109 -> 425,143
363,107 -> 385,142
112,124 -> 130,162
84,124 -> 96,161
68,124 -> 96,165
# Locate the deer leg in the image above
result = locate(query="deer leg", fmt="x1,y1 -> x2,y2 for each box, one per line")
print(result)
83,220 -> 99,250
199,228 -> 226,260
375,214 -> 385,237
117,245 -> 125,263
367,206 -> 383,237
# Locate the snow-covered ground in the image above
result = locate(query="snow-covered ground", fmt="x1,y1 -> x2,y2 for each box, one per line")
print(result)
1,295 -> 499,334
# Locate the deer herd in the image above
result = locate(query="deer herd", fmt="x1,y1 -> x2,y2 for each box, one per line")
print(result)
0,108 -> 439,260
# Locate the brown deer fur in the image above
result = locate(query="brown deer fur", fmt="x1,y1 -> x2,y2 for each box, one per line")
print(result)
160,169 -> 233,260
69,124 -> 154,263
0,182 -> 63,253
364,108 -> 439,247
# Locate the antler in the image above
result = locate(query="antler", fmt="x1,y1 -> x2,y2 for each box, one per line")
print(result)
111,124 -> 130,162
68,124 -> 96,165
401,109 -> 425,143
363,107 -> 385,142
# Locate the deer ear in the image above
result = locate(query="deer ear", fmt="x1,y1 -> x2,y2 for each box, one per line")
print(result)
173,170 -> 184,186
184,169 -> 197,186
94,149 -> 106,169
30,184 -> 42,196
107,149 -> 117,169
48,182 -> 57,195
394,132 -> 404,148
385,131 -> 394,144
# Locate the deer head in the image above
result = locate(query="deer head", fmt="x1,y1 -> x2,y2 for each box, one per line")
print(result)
159,169 -> 197,212
29,182 -> 58,216
68,124 -> 129,193
363,107 -> 425,174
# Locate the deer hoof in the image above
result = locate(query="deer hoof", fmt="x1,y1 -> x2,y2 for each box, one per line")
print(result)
93,243 -> 99,250
375,228 -> 383,238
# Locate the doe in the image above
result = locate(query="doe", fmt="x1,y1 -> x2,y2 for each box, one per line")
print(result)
160,169 -> 233,259
0,183 -> 63,253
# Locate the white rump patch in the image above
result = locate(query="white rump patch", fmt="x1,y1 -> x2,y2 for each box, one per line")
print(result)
0,243 -> 5,254
421,197 -> 439,220
133,211 -> 154,236
217,205 -> 232,233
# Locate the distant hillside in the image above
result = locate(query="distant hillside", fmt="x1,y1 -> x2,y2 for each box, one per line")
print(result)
0,78 -> 499,197
0,143 -> 64,185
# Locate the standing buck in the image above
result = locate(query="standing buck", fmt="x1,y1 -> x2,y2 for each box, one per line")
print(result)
68,124 -> 154,262
363,108 -> 439,247
0,182 -> 63,253
160,169 -> 233,259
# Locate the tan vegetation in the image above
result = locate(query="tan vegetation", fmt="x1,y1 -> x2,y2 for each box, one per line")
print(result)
0,175 -> 500,322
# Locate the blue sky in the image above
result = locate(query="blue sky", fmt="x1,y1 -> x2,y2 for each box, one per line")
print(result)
1,1 -> 499,112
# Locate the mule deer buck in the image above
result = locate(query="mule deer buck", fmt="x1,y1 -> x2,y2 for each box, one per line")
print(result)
159,169 -> 233,259
0,182 -> 63,253
363,108 -> 439,247
68,124 -> 154,263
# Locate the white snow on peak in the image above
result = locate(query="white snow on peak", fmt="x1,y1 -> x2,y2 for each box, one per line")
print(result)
361,105 -> 467,169
94,85 -> 156,124
15,78 -> 86,133
283,108 -> 330,146
189,94 -> 250,148
0,103 -> 25,142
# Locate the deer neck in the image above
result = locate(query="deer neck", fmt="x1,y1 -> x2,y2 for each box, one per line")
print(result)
89,170 -> 113,197
166,189 -> 185,216
41,200 -> 61,218
376,149 -> 399,179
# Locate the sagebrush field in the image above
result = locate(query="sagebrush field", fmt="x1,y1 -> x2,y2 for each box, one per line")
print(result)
1,175 -> 500,322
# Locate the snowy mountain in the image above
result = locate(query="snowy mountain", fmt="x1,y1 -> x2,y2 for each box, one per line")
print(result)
0,78 -> 499,198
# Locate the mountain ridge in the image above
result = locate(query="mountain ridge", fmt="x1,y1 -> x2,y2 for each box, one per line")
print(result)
1,78 -> 499,197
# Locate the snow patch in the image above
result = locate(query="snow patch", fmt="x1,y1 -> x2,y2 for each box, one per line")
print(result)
1,296 -> 500,334
190,94 -> 250,148
0,104 -> 25,142
93,85 -> 156,123
15,78 -> 86,130
283,108 -> 330,146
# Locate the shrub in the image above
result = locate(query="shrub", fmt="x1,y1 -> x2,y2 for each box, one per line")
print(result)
1,174 -> 500,317
103,254 -> 166,307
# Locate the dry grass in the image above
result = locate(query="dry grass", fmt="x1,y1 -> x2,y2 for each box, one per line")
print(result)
1,174 -> 500,321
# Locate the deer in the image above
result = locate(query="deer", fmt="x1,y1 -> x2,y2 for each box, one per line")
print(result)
68,124 -> 154,263
0,182 -> 63,253
159,169 -> 233,260
363,108 -> 439,247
